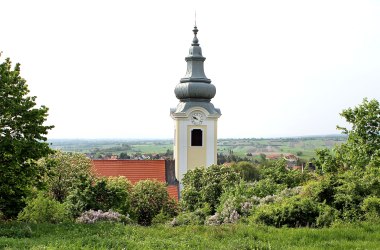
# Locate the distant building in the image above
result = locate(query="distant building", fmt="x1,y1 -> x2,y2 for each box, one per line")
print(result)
263,153 -> 299,169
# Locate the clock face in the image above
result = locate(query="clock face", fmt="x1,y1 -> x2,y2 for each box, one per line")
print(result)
191,112 -> 204,125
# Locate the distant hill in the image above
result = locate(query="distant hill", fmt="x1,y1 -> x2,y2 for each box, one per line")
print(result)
48,135 -> 346,160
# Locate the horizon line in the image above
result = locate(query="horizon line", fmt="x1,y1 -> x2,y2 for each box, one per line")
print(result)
47,134 -> 346,141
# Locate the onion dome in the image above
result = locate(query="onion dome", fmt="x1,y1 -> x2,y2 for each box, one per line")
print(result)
174,26 -> 216,102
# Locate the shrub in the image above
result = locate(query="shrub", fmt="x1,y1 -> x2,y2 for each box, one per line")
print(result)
259,159 -> 313,188
216,181 -> 257,223
181,165 -> 240,213
202,166 -> 240,212
151,211 -> 172,225
301,175 -> 337,205
18,192 -> 69,223
66,174 -> 93,217
66,176 -> 132,218
89,177 -> 132,214
333,170 -> 368,213
250,196 -> 322,227
151,198 -> 179,225
258,194 -> 281,205
163,197 -> 179,217
131,180 -> 171,226
258,159 -> 289,183
205,213 -> 222,226
279,186 -> 303,197
215,182 -> 304,224
217,196 -> 240,224
362,166 -> 380,197
181,186 -> 202,211
251,178 -> 287,198
170,205 -> 211,226
361,196 -> 380,220
316,205 -> 339,227
76,210 -> 131,224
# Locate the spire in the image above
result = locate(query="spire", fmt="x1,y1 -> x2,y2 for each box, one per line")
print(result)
174,26 -> 216,102
171,25 -> 221,117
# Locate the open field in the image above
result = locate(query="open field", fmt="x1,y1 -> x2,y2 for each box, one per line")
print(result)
49,135 -> 346,160
1,222 -> 379,249
218,136 -> 346,159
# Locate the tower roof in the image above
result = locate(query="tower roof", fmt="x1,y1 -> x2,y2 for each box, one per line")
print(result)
174,26 -> 216,102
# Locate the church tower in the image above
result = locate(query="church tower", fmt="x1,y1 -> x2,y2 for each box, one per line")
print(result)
171,26 -> 221,184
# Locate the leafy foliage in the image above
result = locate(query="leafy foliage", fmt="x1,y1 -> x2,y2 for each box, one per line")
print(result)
251,179 -> 287,198
361,196 -> 380,219
199,99 -> 380,227
181,165 -> 240,213
231,161 -> 260,181
250,196 -> 325,227
217,181 -> 257,218
259,159 -> 311,188
131,180 -> 172,226
17,192 -> 68,223
336,98 -> 380,169
67,176 -> 132,218
0,56 -> 53,218
314,149 -> 340,173
170,205 -> 211,226
38,151 -> 93,202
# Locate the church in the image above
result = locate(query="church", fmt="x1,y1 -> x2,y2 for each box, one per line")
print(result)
92,25 -> 221,199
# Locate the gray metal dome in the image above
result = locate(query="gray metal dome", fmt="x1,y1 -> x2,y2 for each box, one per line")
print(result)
174,26 -> 216,101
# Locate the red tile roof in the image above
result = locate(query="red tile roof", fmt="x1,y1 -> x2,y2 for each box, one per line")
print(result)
92,160 -> 179,200
92,160 -> 166,184
167,185 -> 179,200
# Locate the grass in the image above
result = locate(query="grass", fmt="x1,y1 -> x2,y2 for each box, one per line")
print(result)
1,221 -> 379,249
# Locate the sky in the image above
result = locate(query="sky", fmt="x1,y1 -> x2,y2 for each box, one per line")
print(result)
1,0 -> 379,139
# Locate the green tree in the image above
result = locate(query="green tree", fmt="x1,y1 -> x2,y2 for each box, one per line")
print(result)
39,151 -> 93,202
119,152 -> 130,159
231,161 -> 260,181
335,98 -> 380,169
259,153 -> 267,162
314,148 -> 339,173
0,55 -> 53,218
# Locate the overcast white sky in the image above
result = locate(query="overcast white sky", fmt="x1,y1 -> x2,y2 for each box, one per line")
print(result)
1,0 -> 379,139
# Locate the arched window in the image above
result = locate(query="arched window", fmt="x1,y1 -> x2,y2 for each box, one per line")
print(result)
191,129 -> 203,146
